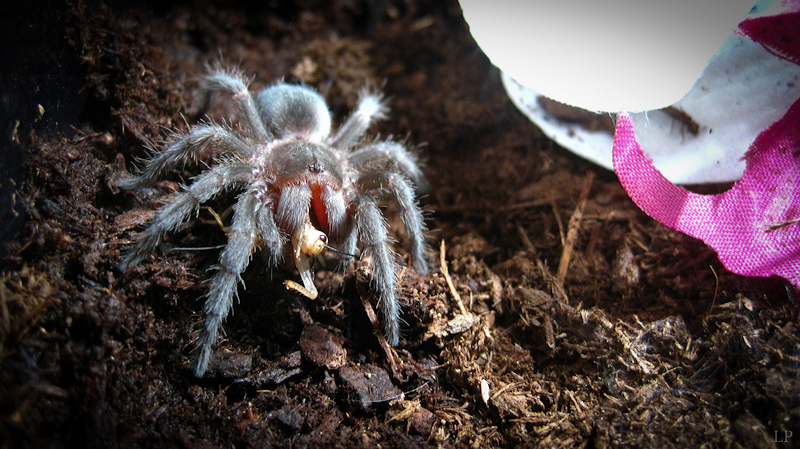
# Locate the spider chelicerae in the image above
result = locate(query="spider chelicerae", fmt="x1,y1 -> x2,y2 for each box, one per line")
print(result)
119,68 -> 429,377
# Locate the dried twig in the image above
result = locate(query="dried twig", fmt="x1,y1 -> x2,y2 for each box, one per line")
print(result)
765,217 -> 800,232
427,198 -> 550,214
550,197 -> 566,247
359,292 -> 399,376
556,172 -> 595,287
517,223 -> 535,253
440,239 -> 469,316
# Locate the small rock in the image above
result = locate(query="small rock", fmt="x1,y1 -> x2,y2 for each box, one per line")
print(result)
322,370 -> 338,395
299,324 -> 347,370
409,406 -> 435,436
252,351 -> 303,386
208,349 -> 252,378
339,364 -> 401,412
272,405 -> 303,431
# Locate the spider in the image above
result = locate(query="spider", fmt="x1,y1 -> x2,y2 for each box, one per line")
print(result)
119,68 -> 429,377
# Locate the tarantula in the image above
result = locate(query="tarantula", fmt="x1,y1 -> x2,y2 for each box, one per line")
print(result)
119,68 -> 429,377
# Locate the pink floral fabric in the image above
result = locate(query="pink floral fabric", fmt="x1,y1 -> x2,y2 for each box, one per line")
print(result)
612,8 -> 800,287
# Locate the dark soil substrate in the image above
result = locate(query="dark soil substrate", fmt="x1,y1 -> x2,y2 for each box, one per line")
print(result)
2,1 -> 798,448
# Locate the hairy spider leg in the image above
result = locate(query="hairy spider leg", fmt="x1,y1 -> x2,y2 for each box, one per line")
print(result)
336,222 -> 360,273
276,183 -> 312,234
348,141 -> 426,189
119,125 -> 255,189
253,184 -> 285,268
275,183 -> 321,295
119,163 -> 252,270
329,90 -> 388,150
206,69 -> 272,141
353,193 -> 400,345
357,171 -> 429,275
194,188 -> 276,377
